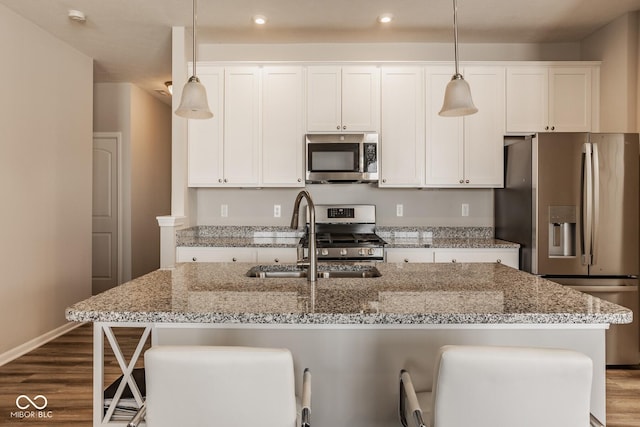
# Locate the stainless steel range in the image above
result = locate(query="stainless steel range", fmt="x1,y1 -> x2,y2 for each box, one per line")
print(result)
298,204 -> 386,261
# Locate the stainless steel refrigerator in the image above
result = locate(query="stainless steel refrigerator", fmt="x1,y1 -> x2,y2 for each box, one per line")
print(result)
495,132 -> 640,365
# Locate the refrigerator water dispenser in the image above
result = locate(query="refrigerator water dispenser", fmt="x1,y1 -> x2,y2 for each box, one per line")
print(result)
548,206 -> 576,257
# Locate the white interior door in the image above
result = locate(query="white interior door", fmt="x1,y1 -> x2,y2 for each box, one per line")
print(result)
92,133 -> 121,294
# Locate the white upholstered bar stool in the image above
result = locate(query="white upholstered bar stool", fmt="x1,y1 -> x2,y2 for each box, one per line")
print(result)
399,345 -> 603,427
128,346 -> 311,427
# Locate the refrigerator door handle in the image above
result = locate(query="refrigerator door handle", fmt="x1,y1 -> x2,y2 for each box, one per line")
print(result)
581,143 -> 593,265
591,143 -> 600,265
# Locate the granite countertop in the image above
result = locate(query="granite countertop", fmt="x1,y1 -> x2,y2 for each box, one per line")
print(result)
66,262 -> 629,325
176,226 -> 520,249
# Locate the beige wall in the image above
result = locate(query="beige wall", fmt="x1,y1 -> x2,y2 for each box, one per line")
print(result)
196,186 -> 493,227
0,4 -> 93,354
199,42 -> 582,62
130,85 -> 172,278
94,83 -> 171,283
582,12 -> 639,132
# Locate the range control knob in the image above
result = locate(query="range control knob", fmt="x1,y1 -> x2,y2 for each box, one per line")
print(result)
321,249 -> 329,256
358,248 -> 367,256
340,248 -> 348,256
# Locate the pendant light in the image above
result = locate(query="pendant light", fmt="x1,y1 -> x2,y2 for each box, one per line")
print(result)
439,0 -> 477,117
175,0 -> 213,119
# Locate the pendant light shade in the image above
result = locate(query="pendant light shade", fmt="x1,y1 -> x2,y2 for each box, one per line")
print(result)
439,74 -> 477,117
175,0 -> 213,119
175,76 -> 213,119
439,0 -> 477,117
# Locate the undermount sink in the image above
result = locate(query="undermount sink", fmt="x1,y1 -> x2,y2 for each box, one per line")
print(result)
246,264 -> 381,279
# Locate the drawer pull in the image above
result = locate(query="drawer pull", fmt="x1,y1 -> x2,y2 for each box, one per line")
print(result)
404,258 -> 409,263
274,258 -> 280,263
192,257 -> 197,262
497,259 -> 502,263
232,257 -> 237,262
451,259 -> 457,263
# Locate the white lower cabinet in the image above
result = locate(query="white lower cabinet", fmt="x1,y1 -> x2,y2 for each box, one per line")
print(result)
385,248 -> 519,269
385,248 -> 435,263
433,248 -> 519,269
176,247 -> 257,263
176,247 -> 298,263
256,248 -> 299,263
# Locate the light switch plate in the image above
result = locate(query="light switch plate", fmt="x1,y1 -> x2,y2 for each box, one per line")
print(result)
461,203 -> 469,217
221,204 -> 228,217
274,205 -> 281,218
396,204 -> 403,217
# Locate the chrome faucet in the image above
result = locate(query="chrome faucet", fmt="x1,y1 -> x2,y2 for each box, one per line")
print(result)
290,190 -> 317,283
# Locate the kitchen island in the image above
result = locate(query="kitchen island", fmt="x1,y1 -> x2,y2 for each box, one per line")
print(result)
66,262 -> 631,427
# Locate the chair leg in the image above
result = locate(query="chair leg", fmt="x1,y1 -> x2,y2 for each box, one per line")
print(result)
589,413 -> 604,427
399,370 -> 427,427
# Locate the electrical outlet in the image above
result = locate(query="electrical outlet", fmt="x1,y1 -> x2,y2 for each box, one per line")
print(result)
396,204 -> 403,217
221,204 -> 228,217
274,204 -> 281,218
461,203 -> 469,217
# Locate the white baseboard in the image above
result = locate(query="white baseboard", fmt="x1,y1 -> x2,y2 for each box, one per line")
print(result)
0,322 -> 83,367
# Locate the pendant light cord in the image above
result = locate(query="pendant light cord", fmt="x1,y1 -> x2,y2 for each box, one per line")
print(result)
453,0 -> 460,76
192,0 -> 197,77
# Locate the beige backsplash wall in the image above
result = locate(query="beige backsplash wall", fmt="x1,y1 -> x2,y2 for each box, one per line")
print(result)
195,185 -> 493,227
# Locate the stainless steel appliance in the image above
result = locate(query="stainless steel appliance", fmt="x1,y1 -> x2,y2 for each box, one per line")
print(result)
494,132 -> 640,365
298,204 -> 386,261
306,133 -> 378,183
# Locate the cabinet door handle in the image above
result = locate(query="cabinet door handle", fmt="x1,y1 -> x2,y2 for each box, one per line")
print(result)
465,179 -> 470,184
545,126 -> 549,130
459,179 -> 464,184
404,258 -> 409,263
232,257 -> 237,262
297,178 -> 302,182
497,259 -> 502,263
343,125 -> 347,130
218,179 -> 223,183
223,178 -> 228,183
274,258 -> 280,263
192,257 -> 197,262
382,178 -> 387,183
451,259 -> 457,263
551,126 -> 555,131
336,125 -> 341,130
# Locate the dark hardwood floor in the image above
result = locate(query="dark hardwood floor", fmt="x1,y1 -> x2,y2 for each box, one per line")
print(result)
0,323 -> 639,426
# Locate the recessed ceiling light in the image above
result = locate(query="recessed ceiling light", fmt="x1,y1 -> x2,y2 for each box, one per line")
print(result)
253,15 -> 267,25
68,9 -> 86,23
378,14 -> 393,24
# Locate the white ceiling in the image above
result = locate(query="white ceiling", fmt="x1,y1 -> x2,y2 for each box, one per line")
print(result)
1,0 -> 639,103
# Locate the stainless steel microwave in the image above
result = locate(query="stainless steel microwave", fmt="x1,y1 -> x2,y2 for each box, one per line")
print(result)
305,133 -> 379,183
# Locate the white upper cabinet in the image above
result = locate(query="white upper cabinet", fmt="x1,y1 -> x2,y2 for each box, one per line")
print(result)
506,66 -> 592,132
463,65 -> 506,186
307,66 -> 380,132
379,67 -> 425,187
223,67 -> 261,186
187,66 -> 224,187
261,66 -> 305,187
425,66 -> 465,186
187,66 -> 260,187
425,65 -> 505,188
186,61 -> 597,188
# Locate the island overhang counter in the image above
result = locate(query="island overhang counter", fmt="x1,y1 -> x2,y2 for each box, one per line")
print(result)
66,262 -> 631,427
